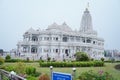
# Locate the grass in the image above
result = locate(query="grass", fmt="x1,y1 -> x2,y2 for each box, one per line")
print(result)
3,62 -> 120,80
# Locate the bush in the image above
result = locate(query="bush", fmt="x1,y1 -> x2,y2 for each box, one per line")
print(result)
90,58 -> 94,61
0,57 -> 4,65
15,62 -> 26,74
101,57 -> 104,62
26,75 -> 37,80
39,61 -> 104,67
26,66 -> 36,75
78,70 -> 115,80
5,59 -> 21,62
5,55 -> 11,60
74,52 -> 89,61
3,65 -> 16,71
38,74 -> 50,80
5,59 -> 33,63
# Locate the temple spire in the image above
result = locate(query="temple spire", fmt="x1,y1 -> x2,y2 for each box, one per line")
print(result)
79,3 -> 93,32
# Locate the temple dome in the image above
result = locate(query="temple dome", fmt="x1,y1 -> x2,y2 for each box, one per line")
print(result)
47,22 -> 60,30
47,22 -> 72,32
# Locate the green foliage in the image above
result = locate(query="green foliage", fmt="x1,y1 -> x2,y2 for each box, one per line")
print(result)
26,75 -> 37,80
5,55 -> 11,60
39,61 -> 104,67
5,59 -> 21,62
101,57 -> 104,62
2,65 -> 16,71
5,59 -> 33,63
75,52 -> 89,61
38,74 -> 50,80
90,58 -> 94,61
78,70 -> 115,80
15,62 -> 26,74
0,57 -> 4,65
47,57 -> 51,62
25,66 -> 36,75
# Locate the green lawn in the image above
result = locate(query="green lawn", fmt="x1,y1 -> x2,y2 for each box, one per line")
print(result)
4,62 -> 120,80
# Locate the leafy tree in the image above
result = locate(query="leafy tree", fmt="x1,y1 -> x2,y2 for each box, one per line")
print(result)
5,55 -> 11,60
74,52 -> 89,61
101,57 -> 104,62
47,57 -> 51,62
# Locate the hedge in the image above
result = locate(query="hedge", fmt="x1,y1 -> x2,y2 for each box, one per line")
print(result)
5,59 -> 33,63
39,61 -> 104,67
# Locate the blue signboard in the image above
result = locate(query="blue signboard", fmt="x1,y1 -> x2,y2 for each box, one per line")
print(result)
52,72 -> 72,80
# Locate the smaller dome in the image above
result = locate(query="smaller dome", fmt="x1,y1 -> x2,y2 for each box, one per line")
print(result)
47,22 -> 60,30
47,22 -> 72,32
25,27 -> 38,34
61,22 -> 72,32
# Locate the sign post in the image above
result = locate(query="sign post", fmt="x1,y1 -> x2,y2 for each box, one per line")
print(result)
52,72 -> 72,80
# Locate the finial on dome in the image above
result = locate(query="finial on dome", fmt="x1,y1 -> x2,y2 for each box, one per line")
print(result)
86,2 -> 89,10
86,2 -> 89,11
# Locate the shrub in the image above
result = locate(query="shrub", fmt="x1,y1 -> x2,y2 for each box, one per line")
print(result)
0,57 -> 4,65
74,52 -> 89,61
5,59 -> 21,62
25,66 -> 36,75
101,57 -> 104,62
3,65 -> 16,71
90,58 -> 94,61
15,62 -> 26,74
5,55 -> 11,60
47,57 -> 51,62
26,75 -> 37,80
38,74 -> 50,80
78,70 -> 115,80
39,61 -> 104,67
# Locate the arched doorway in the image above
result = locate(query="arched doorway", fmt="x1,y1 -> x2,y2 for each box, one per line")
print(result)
31,47 -> 37,53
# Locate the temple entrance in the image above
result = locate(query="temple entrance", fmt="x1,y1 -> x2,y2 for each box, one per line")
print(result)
65,49 -> 69,56
32,36 -> 38,41
31,47 -> 37,53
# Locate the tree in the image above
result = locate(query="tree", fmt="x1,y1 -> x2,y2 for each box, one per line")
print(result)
74,52 -> 89,61
101,57 -> 104,62
5,55 -> 11,60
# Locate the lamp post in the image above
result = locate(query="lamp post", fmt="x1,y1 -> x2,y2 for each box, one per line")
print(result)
72,68 -> 76,80
9,71 -> 16,80
50,66 -> 53,80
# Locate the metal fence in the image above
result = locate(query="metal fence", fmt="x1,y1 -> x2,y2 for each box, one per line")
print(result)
0,69 -> 26,80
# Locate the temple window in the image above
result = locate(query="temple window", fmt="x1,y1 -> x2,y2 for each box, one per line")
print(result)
87,39 -> 91,43
65,49 -> 69,56
56,37 -> 58,41
63,37 -> 68,42
56,49 -> 58,53
93,41 -> 95,44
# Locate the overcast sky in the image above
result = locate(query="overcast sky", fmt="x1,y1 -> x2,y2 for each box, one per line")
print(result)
0,0 -> 120,51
